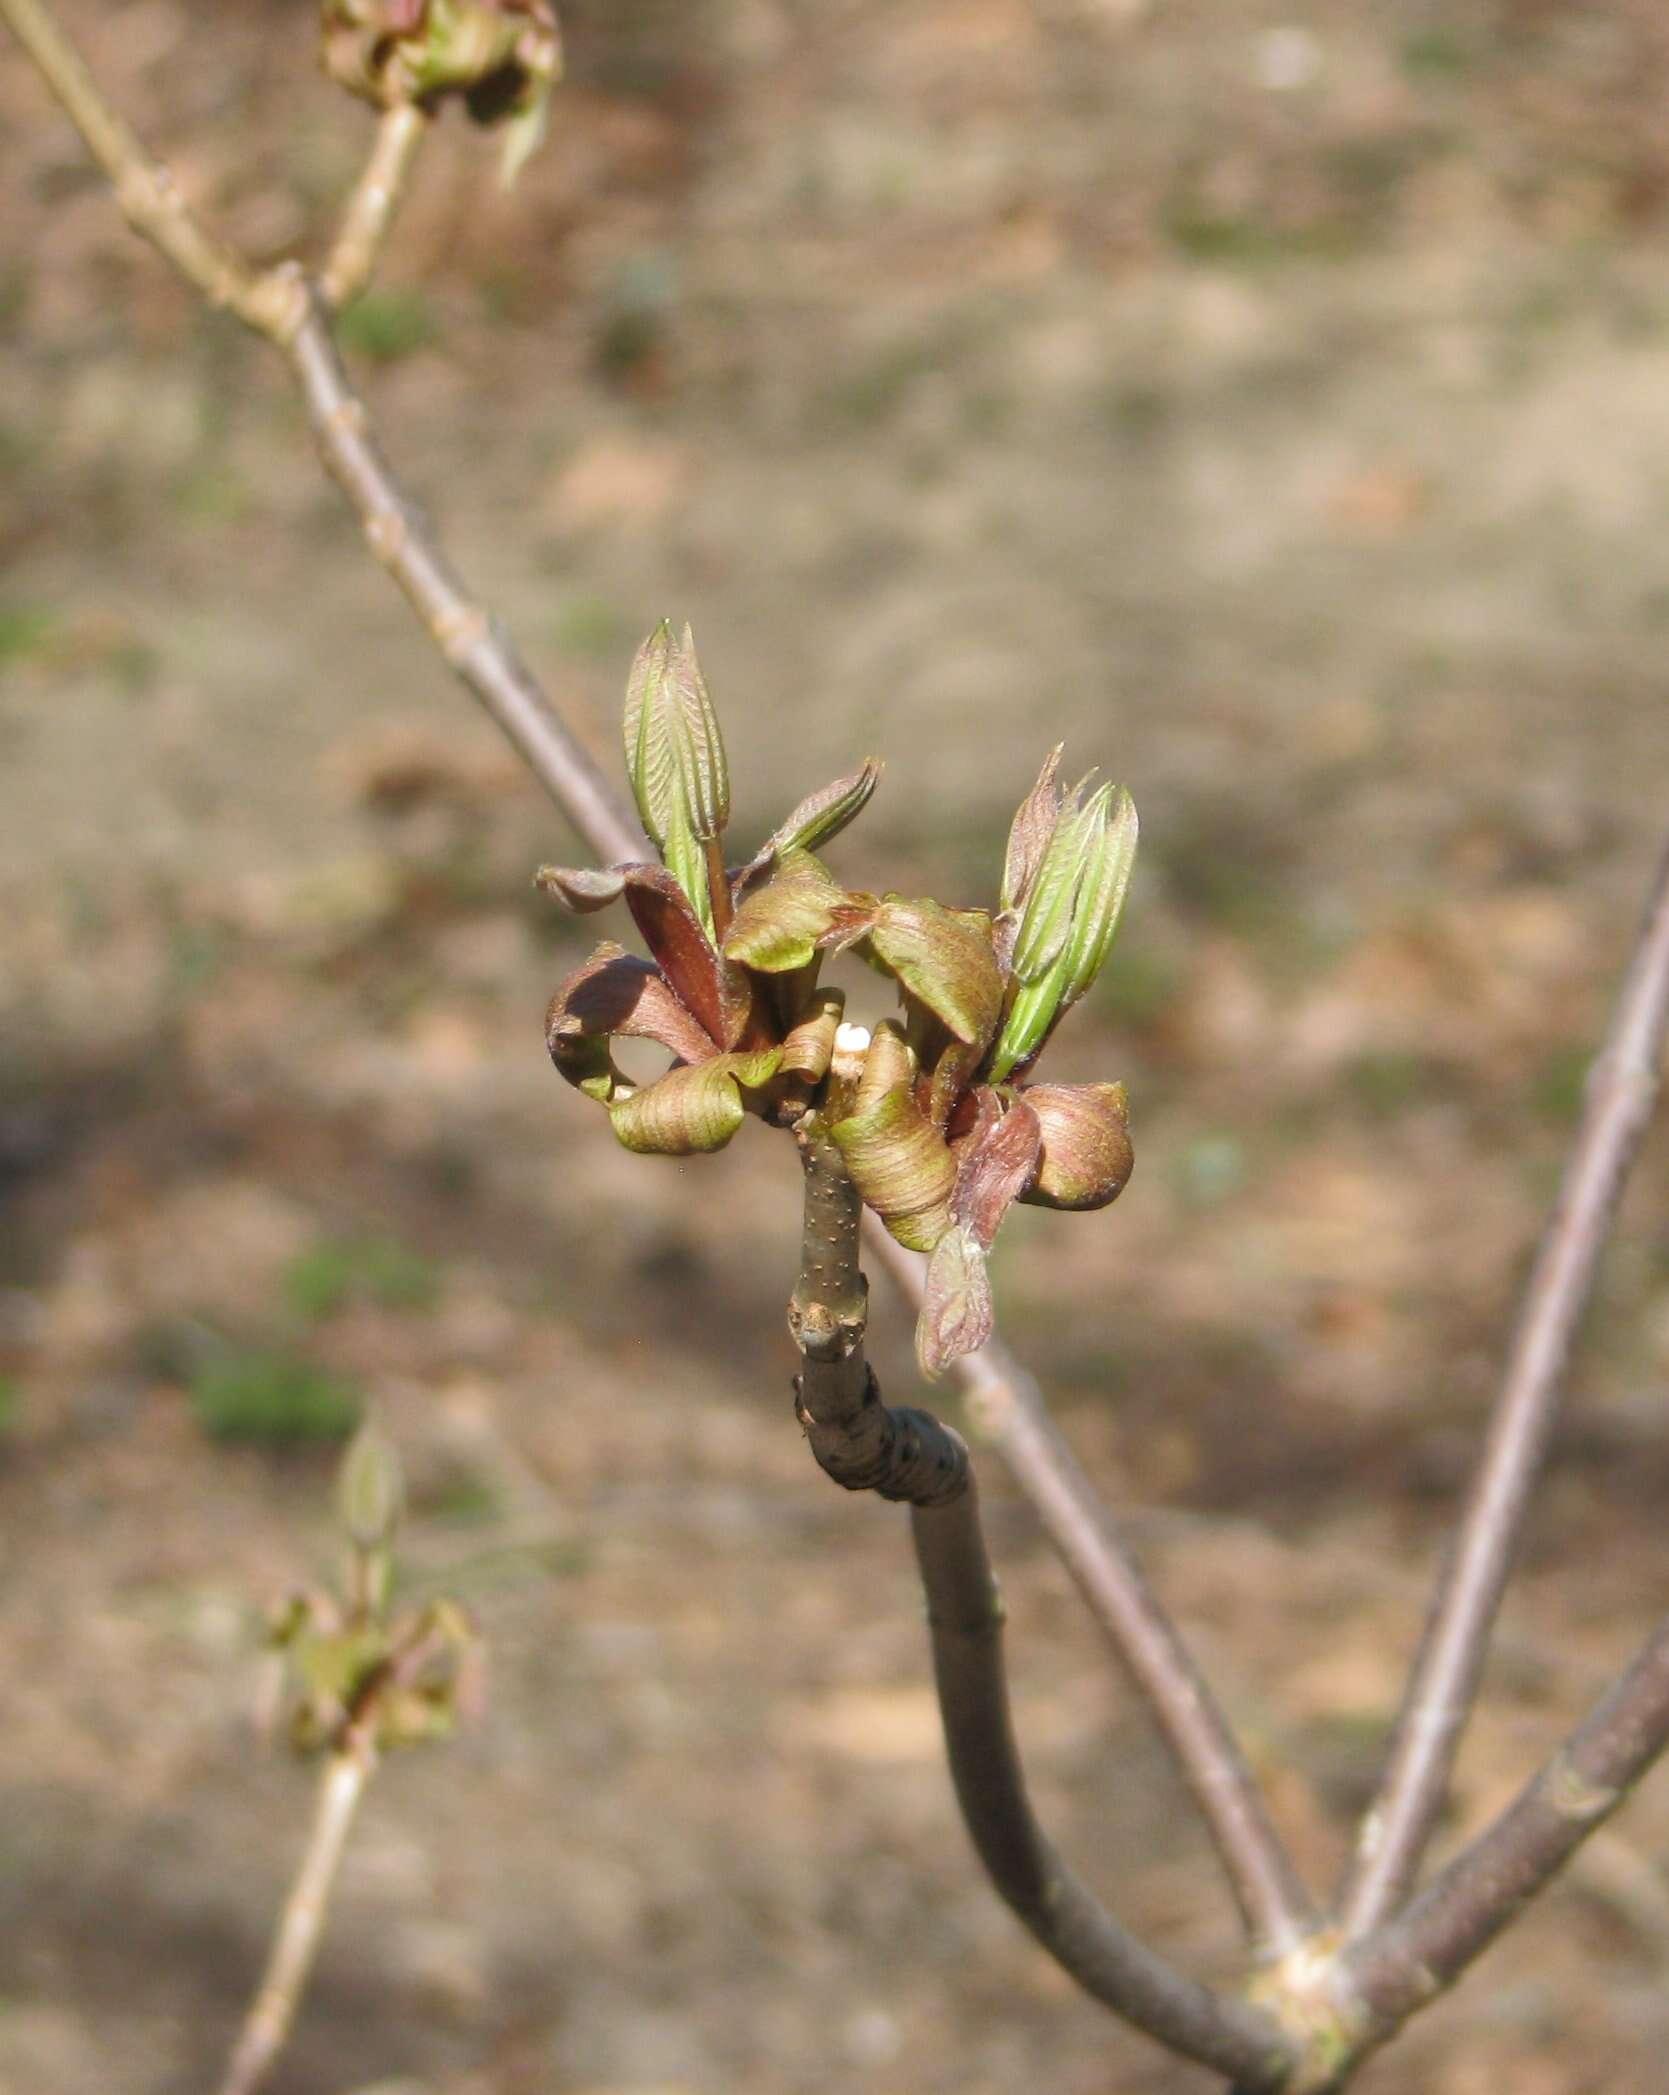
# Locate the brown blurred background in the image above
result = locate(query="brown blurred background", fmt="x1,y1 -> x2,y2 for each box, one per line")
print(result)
4,2 -> 1669,2090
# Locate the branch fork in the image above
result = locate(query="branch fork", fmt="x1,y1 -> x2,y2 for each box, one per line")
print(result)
11,3 -> 1669,2085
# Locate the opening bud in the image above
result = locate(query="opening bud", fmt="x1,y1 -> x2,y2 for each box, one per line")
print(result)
336,1418 -> 405,1555
321,0 -> 562,162
989,773 -> 1137,1081
623,620 -> 732,941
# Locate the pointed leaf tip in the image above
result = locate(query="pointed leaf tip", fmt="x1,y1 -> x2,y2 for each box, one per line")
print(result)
622,619 -> 730,936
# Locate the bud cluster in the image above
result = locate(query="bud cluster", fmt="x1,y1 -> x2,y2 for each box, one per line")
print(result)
266,1423 -> 481,1755
321,0 -> 561,179
540,624 -> 1138,1375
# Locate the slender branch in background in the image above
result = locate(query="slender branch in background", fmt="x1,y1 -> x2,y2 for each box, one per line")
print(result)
1338,831 -> 1669,1937
0,0 -> 1313,1971
320,103 -> 430,312
0,0 -> 302,339
218,1742 -> 374,2095
284,298 -> 641,863
1340,1607 -> 1669,2057
911,1483 -> 1299,2089
877,1231 -> 1316,1959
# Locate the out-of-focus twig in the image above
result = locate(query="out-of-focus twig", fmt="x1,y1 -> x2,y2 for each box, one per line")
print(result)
1339,831 -> 1669,1937
219,1742 -> 373,2095
0,0 -> 302,338
321,103 -> 429,311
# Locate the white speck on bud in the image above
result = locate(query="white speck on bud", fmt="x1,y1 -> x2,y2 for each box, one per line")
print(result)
831,1021 -> 872,1089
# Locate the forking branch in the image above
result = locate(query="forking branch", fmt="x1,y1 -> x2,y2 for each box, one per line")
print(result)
10,4 -> 1669,2088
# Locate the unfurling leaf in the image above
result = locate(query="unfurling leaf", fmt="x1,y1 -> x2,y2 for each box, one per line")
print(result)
1019,1081 -> 1134,1211
952,1091 -> 1042,1250
545,941 -> 716,1100
623,620 -> 730,935
321,0 -> 562,131
723,851 -> 871,974
989,776 -> 1138,1082
535,863 -> 627,913
1008,777 -> 1111,986
764,760 -> 883,863
866,898 -> 1004,1049
779,991 -> 844,1084
1058,786 -> 1138,1008
609,1049 -> 782,1156
830,1082 -> 955,1252
916,1224 -> 992,1379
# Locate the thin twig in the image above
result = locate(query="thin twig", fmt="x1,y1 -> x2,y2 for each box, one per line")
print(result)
1338,1607 -> 1669,2061
0,0 -> 302,340
1338,832 -> 1669,1937
283,295 -> 640,863
911,1483 -> 1299,2089
219,1743 -> 374,2095
1,0 -> 1312,1970
320,103 -> 430,312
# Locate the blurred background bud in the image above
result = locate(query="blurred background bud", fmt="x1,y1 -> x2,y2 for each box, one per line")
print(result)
320,0 -> 561,159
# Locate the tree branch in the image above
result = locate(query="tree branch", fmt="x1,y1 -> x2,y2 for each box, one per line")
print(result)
1339,1608 -> 1669,2058
788,1106 -> 1296,2082
1338,830 -> 1669,1936
0,0 -> 303,340
910,1484 -> 1298,2087
282,295 -> 642,864
320,104 -> 430,313
218,1742 -> 374,2095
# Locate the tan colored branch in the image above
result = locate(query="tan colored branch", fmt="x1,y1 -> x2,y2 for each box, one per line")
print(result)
320,104 -> 429,312
218,1743 -> 374,2095
0,0 -> 302,340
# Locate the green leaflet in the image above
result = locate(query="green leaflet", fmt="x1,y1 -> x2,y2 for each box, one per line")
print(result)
623,620 -> 730,848
866,898 -> 1003,1049
723,850 -> 859,973
609,1049 -> 781,1156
